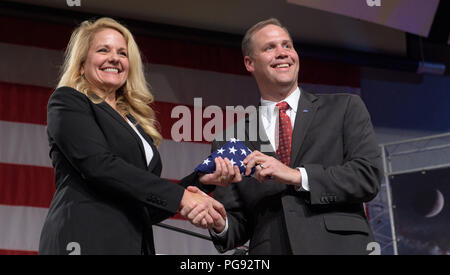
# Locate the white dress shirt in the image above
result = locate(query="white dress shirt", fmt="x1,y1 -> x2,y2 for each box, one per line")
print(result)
211,87 -> 310,238
260,87 -> 309,191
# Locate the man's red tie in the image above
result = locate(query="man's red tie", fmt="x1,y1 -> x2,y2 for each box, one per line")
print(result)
276,101 -> 292,166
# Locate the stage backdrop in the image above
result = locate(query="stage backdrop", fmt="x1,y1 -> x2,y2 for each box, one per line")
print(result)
0,15 -> 360,254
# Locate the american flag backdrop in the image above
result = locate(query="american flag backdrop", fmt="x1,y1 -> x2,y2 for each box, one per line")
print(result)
0,15 -> 361,255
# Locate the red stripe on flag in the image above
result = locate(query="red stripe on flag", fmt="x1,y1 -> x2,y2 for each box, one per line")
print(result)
0,82 -> 240,143
0,16 -> 360,87
171,213 -> 187,220
0,16 -> 248,76
0,16 -> 73,51
136,36 -> 248,76
0,163 -> 55,208
0,249 -> 38,255
0,82 -> 52,125
0,163 -> 197,210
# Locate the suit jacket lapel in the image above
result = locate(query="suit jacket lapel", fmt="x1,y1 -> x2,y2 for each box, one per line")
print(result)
290,91 -> 318,167
98,102 -> 149,168
147,143 -> 162,175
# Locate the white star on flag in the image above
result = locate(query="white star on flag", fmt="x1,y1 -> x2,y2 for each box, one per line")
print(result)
240,148 -> 247,156
217,148 -> 225,154
202,159 -> 211,165
229,146 -> 237,154
230,138 -> 239,143
230,159 -> 236,166
240,160 -> 245,167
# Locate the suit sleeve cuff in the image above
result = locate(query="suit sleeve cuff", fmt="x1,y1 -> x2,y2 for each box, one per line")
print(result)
295,167 -> 310,192
209,216 -> 228,238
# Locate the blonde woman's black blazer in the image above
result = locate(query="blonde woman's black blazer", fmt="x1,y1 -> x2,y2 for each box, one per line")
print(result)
39,86 -> 187,255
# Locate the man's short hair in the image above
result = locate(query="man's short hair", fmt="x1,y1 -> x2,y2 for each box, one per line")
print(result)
241,18 -> 292,57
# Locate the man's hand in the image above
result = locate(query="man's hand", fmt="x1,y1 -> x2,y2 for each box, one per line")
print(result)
179,186 -> 226,230
243,150 -> 302,186
187,186 -> 227,233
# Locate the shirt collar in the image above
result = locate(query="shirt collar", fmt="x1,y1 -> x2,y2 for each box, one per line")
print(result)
260,87 -> 301,123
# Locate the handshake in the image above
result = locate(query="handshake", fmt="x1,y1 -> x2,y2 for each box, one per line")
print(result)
178,140 -> 301,233
178,156 -> 242,233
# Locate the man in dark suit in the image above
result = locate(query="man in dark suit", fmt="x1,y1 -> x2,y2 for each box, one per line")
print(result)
194,18 -> 382,254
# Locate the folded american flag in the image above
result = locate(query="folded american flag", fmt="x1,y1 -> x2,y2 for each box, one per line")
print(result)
195,138 -> 255,175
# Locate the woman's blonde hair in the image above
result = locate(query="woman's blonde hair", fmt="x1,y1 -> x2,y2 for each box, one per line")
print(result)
58,17 -> 163,146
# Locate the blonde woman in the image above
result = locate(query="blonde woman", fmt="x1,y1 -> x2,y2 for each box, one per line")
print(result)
39,17 -> 230,255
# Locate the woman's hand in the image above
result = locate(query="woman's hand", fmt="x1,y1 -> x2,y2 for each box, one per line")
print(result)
198,157 -> 242,187
179,186 -> 226,229
183,186 -> 227,232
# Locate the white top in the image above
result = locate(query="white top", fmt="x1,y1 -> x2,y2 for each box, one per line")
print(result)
126,118 -> 154,166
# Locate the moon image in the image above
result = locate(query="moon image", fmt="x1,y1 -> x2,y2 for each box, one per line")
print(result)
411,189 -> 445,218
425,190 -> 445,218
